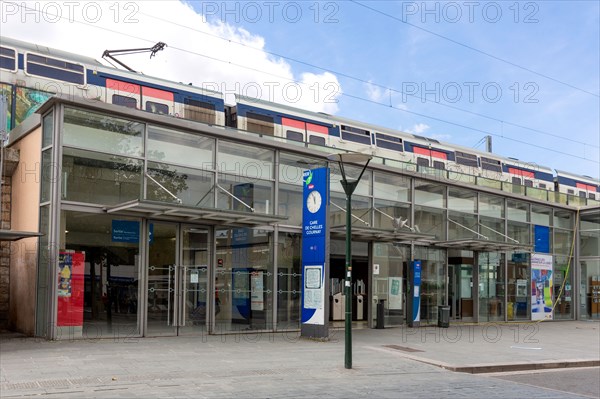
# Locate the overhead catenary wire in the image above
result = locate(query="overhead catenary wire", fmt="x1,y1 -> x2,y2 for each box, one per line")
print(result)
350,0 -> 600,99
3,2 -> 599,164
135,8 -> 599,149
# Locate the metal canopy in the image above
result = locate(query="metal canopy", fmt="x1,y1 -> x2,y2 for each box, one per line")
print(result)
104,200 -> 288,226
329,225 -> 437,243
0,230 -> 43,241
435,239 -> 532,252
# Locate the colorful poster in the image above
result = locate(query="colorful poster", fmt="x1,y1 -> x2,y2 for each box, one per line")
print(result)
531,253 -> 553,320
57,251 -> 85,327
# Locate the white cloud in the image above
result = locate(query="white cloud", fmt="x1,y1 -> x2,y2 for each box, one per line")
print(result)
0,0 -> 340,112
365,80 -> 385,103
408,123 -> 430,134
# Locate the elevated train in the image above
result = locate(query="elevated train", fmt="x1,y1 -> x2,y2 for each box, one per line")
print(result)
1,36 -> 598,200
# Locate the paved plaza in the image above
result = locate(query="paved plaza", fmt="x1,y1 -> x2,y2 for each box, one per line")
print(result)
1,321 -> 599,398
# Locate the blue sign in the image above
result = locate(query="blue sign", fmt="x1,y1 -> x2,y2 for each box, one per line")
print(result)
411,260 -> 422,323
301,167 -> 329,325
112,220 -> 140,243
534,225 -> 550,254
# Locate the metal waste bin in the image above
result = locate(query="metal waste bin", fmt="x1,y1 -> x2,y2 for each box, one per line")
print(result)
438,306 -> 450,328
376,299 -> 386,329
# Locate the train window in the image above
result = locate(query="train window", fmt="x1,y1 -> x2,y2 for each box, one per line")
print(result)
433,161 -> 445,170
511,177 -> 521,185
309,135 -> 326,147
184,98 -> 216,125
567,189 -> 574,195
112,94 -> 137,109
481,156 -> 502,172
341,125 -> 371,145
579,191 -> 586,198
539,183 -> 547,189
455,151 -> 479,167
375,133 -> 403,152
246,112 -> 274,135
524,180 -> 533,187
146,101 -> 169,115
286,130 -> 304,142
26,53 -> 85,85
0,47 -> 16,71
417,157 -> 429,167
590,193 -> 596,200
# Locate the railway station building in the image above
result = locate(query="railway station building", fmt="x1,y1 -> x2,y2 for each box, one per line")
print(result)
2,95 -> 599,339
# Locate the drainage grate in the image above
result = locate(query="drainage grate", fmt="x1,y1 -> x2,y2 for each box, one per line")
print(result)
383,344 -> 424,353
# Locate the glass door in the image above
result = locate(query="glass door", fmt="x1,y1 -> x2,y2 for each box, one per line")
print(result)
478,252 -> 505,322
178,226 -> 210,335
146,222 -> 178,336
146,222 -> 211,336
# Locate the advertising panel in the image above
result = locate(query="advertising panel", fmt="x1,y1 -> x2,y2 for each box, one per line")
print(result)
531,253 -> 553,320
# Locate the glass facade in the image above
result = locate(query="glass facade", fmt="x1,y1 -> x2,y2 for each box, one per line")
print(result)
29,102 -> 596,340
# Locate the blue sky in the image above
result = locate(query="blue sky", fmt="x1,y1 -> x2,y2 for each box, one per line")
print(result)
2,0 -> 599,178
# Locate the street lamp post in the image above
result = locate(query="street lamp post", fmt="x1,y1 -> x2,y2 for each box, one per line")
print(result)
327,153 -> 372,370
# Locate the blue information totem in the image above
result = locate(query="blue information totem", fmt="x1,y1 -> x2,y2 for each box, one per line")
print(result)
300,167 -> 329,338
407,260 -> 422,327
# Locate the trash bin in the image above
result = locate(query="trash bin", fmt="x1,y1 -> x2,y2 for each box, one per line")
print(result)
376,299 -> 386,329
438,306 -> 450,328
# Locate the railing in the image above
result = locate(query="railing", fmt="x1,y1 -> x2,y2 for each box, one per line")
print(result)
241,130 -> 599,208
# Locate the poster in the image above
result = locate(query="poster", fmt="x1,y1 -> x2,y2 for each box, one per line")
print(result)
531,253 -> 553,320
304,266 -> 323,310
250,271 -> 264,311
388,277 -> 403,310
57,251 -> 85,327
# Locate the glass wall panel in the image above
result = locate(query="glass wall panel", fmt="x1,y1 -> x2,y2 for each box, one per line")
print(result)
415,180 -> 445,208
531,206 -> 551,226
507,200 -> 529,222
479,194 -> 504,218
507,221 -> 530,245
478,252 -> 505,322
42,111 -> 53,148
218,140 -> 274,180
330,192 -> 371,228
147,126 -> 214,169
479,216 -> 505,242
554,229 -> 573,255
278,153 -> 323,226
217,174 -> 273,214
507,252 -> 530,320
373,199 -> 410,231
146,162 -> 214,208
414,246 -> 445,325
373,172 -> 410,203
63,107 -> 144,157
40,149 -> 52,203
278,182 -> 303,226
580,259 -> 600,319
330,166 -> 372,197
276,232 -> 302,329
215,227 -> 274,332
61,211 -> 140,338
580,213 -> 600,257
414,206 -> 446,240
448,211 -> 478,240
553,255 -> 574,320
554,210 -> 573,229
35,205 -> 51,337
448,188 -> 476,213
62,148 -> 142,205
372,243 -> 407,327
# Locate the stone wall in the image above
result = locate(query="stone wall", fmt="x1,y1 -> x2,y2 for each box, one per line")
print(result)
0,175 -> 11,328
